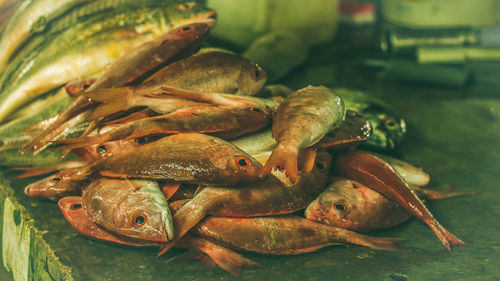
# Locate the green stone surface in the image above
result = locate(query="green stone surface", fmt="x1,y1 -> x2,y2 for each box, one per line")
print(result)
1,50 -> 500,281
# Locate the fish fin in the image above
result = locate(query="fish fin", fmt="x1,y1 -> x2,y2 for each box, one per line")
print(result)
350,233 -> 406,253
162,182 -> 182,201
413,185 -> 475,201
12,160 -> 87,178
176,235 -> 260,276
21,97 -> 93,154
158,194 -> 214,256
198,240 -> 260,276
427,220 -> 468,251
262,143 -> 299,183
298,148 -> 317,174
52,135 -> 108,151
85,89 -> 135,120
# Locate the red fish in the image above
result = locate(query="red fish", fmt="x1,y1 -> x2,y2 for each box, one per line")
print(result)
332,150 -> 467,251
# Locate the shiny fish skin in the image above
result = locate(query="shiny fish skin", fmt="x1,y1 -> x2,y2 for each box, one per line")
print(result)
55,133 -> 264,186
21,17 -> 214,154
263,86 -> 345,182
157,152 -> 332,256
191,214 -> 404,254
82,178 -> 174,242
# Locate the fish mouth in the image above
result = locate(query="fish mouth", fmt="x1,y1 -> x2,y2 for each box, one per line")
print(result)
161,210 -> 175,241
195,10 -> 217,28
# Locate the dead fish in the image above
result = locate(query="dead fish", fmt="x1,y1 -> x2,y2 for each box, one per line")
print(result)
24,174 -> 84,198
58,196 -> 259,276
332,150 -> 467,251
54,133 -> 264,186
22,20 -> 214,154
84,51 -> 268,120
263,85 -> 345,182
81,178 -> 174,242
366,151 -> 430,187
305,177 -> 474,231
190,214 -> 404,254
55,105 -> 271,149
157,152 -> 332,256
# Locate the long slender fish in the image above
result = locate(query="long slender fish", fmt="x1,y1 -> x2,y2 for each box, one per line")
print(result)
332,150 -> 467,251
263,86 -> 345,182
0,0 -> 93,74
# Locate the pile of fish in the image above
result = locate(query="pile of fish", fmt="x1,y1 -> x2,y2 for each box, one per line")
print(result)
0,0 -> 471,276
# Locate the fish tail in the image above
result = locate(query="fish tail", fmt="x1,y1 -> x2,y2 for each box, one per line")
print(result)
179,235 -> 260,276
413,185 -> 475,201
427,220 -> 468,251
21,97 -> 92,154
262,143 -> 299,182
12,160 -> 87,178
85,88 -> 135,120
349,232 -> 406,253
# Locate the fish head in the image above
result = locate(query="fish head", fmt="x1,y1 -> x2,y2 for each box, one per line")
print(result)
365,111 -> 407,151
238,62 -> 267,95
223,151 -> 266,185
58,196 -> 157,246
82,179 -> 174,243
168,2 -> 217,28
24,175 -> 81,198
58,196 -> 89,231
305,177 -> 362,229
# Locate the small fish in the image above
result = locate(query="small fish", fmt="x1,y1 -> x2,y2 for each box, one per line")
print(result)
54,133 -> 264,186
305,177 -> 474,231
81,178 -> 174,242
158,152 -> 332,256
332,150 -> 467,251
55,106 -> 271,149
263,86 -> 345,182
83,51 -> 267,120
58,196 -> 259,276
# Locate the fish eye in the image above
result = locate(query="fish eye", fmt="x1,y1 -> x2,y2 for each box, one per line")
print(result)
253,67 -> 262,80
315,162 -> 325,170
384,118 -> 397,129
334,202 -> 346,211
52,177 -> 60,182
97,145 -> 107,153
133,214 -> 147,226
181,26 -> 191,31
82,83 -> 90,90
235,157 -> 250,169
71,203 -> 82,210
